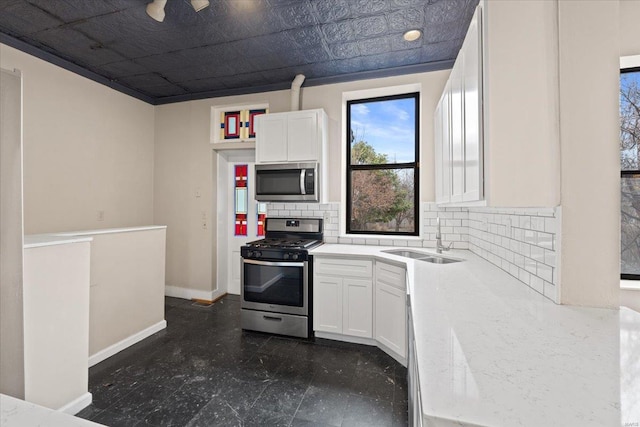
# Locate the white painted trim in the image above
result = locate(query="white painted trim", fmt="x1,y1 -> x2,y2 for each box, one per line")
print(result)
376,340 -> 407,367
88,320 -> 166,367
57,392 -> 92,415
621,280 -> 640,291
165,285 -> 221,301
315,331 -> 376,346
620,55 -> 640,69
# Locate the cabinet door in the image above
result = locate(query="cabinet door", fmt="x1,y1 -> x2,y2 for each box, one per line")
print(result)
343,278 -> 373,338
313,275 -> 343,333
440,85 -> 452,204
462,6 -> 482,202
255,114 -> 288,163
375,282 -> 406,358
287,110 -> 318,162
450,59 -> 465,203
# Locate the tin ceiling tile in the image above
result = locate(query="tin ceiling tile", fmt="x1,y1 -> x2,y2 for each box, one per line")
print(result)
0,1 -> 63,35
329,42 -> 361,60
286,26 -> 325,49
321,21 -> 355,44
351,16 -> 388,39
349,0 -> 389,17
424,0 -> 469,25
357,36 -> 392,57
275,2 -> 318,29
179,77 -> 228,93
217,72 -> 269,89
390,33 -> 424,51
140,84 -> 189,98
0,0 -> 478,102
311,0 -> 351,23
27,27 -> 126,66
421,38 -> 463,62
26,0 -> 120,23
99,60 -> 149,79
387,8 -> 424,32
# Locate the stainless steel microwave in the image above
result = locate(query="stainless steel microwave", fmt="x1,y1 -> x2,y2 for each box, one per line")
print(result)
255,162 -> 318,202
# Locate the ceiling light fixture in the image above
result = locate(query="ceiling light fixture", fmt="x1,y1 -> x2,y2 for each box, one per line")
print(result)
403,29 -> 422,42
191,0 -> 210,12
146,0 -> 167,22
146,0 -> 210,22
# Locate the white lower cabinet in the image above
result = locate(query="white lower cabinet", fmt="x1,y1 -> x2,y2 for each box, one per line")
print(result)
313,256 -> 407,364
314,257 -> 373,338
374,261 -> 407,360
313,275 -> 343,333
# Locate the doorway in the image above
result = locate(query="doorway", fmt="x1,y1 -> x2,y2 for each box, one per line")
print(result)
216,150 -> 258,295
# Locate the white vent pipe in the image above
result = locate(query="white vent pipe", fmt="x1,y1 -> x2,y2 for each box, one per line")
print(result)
290,74 -> 306,111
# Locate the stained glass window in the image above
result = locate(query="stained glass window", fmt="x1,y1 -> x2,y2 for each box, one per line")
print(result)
234,165 -> 248,236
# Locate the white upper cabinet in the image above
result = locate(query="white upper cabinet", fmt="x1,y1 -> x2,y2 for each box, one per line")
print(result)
435,5 -> 484,205
255,109 -> 327,164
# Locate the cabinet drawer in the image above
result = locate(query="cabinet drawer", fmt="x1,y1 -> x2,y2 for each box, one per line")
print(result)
315,257 -> 373,279
376,261 -> 406,290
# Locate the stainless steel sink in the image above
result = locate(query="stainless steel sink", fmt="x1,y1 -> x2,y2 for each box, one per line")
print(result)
382,249 -> 462,264
382,250 -> 430,259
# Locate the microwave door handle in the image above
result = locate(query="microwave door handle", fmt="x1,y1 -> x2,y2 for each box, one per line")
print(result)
300,170 -> 306,195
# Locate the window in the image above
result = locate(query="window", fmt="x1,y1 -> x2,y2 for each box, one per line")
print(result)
621,67 -> 640,279
346,93 -> 419,235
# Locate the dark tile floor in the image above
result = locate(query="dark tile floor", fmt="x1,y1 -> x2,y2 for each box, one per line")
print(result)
76,296 -> 408,427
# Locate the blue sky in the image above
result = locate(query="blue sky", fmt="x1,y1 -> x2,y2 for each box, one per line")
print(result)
350,97 -> 416,163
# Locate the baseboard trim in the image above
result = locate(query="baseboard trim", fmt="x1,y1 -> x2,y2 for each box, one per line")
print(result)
314,331 -> 407,367
165,285 -> 226,302
57,392 -> 92,415
88,320 -> 167,367
315,331 -> 376,346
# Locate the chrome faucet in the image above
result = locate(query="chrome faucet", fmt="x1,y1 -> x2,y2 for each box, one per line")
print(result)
436,216 -> 452,254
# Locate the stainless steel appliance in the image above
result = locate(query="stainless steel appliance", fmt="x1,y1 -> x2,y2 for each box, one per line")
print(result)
241,217 -> 323,338
255,162 -> 319,202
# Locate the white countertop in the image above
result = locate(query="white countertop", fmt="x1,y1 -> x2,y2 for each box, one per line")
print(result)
24,234 -> 93,249
24,225 -> 166,248
311,244 -> 640,427
0,394 -> 103,427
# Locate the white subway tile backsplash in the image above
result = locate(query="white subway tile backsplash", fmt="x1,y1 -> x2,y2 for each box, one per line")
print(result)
266,201 -> 560,303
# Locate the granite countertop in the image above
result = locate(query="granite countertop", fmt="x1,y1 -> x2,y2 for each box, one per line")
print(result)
311,244 -> 640,427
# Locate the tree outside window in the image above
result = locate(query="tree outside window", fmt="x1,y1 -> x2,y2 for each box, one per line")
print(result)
346,93 -> 419,235
621,68 -> 640,278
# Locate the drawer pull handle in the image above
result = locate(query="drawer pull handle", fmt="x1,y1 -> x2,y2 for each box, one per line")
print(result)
263,315 -> 283,322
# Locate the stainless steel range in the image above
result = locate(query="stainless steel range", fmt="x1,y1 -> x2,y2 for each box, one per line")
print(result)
240,218 -> 323,338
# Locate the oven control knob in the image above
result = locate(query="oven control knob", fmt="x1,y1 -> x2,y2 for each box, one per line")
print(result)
292,253 -> 299,260
246,251 -> 254,258
283,253 -> 290,260
255,251 -> 262,258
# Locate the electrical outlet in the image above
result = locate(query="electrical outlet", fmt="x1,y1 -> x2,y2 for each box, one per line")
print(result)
323,211 -> 331,223
202,221 -> 207,229
97,210 -> 104,221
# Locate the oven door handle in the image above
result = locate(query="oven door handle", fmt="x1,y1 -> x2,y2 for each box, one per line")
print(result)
243,259 -> 304,268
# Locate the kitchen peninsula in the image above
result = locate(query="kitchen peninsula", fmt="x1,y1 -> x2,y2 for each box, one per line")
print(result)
22,226 -> 166,414
311,245 -> 640,427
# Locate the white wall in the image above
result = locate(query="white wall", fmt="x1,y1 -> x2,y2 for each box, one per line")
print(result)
557,0 -> 620,308
482,0 -> 561,208
620,0 -> 640,57
154,73 -> 449,295
0,68 -> 25,399
0,44 -> 155,234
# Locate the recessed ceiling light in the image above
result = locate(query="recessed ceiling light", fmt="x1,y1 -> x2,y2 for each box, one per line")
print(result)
403,30 -> 422,42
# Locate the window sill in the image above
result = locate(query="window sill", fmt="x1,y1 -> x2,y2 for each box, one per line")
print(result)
621,280 -> 640,291
341,234 -> 423,241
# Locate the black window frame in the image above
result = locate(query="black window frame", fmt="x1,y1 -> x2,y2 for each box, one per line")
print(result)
346,92 -> 420,236
620,66 -> 640,280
